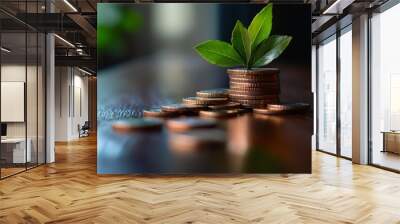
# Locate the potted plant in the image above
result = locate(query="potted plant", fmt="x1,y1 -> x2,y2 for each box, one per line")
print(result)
194,3 -> 292,108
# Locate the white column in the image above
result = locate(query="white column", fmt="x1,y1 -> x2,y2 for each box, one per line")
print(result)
46,32 -> 55,163
352,14 -> 369,164
45,0 -> 56,163
312,45 -> 317,150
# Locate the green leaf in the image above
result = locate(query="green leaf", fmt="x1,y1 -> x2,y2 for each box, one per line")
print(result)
252,35 -> 292,67
248,4 -> 273,50
231,20 -> 252,67
194,40 -> 244,67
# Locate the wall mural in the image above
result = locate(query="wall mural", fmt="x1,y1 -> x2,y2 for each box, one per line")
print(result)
97,3 -> 312,174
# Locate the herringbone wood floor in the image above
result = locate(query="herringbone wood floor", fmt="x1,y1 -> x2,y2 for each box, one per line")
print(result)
1,135 -> 400,224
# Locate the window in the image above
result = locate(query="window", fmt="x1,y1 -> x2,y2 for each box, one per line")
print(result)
317,36 -> 337,154
339,28 -> 352,158
371,3 -> 400,171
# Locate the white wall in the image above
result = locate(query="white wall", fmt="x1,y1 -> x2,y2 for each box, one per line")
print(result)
55,67 -> 89,141
1,65 -> 38,138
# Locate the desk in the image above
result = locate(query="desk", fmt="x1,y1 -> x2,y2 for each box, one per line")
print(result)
1,138 -> 31,163
98,114 -> 313,174
382,131 -> 400,154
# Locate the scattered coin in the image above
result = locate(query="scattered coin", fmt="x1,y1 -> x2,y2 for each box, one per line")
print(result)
182,96 -> 228,105
196,88 -> 229,98
112,118 -> 163,133
161,103 -> 207,114
253,108 -> 287,115
199,110 -> 240,119
166,118 -> 217,132
143,108 -> 180,118
208,102 -> 242,110
254,103 -> 310,115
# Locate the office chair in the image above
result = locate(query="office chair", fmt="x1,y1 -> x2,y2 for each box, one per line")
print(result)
79,121 -> 90,138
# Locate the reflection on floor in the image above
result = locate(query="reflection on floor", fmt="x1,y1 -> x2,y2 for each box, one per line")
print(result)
0,167 -> 25,178
373,150 -> 400,171
0,162 -> 41,179
0,135 -> 400,223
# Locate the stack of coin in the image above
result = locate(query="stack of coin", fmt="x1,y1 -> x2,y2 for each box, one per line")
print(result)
180,89 -> 230,107
253,103 -> 310,115
161,103 -> 207,116
208,102 -> 241,110
227,68 -> 280,108
199,108 -> 247,119
182,96 -> 228,106
196,89 -> 229,98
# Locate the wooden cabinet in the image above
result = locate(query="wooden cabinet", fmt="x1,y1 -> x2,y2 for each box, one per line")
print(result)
382,132 -> 400,154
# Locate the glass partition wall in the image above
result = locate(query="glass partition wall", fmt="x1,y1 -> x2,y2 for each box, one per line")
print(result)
317,35 -> 337,155
316,26 -> 353,159
370,2 -> 400,171
0,3 -> 46,179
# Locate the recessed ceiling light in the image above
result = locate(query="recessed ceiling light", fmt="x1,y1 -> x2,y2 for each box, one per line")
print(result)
63,0 -> 78,12
78,67 -> 93,76
323,0 -> 347,15
54,34 -> 75,48
1,47 -> 11,53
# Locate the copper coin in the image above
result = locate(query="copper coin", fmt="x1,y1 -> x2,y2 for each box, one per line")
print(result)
232,98 -> 279,107
143,108 -> 179,118
182,97 -> 228,105
230,81 -> 280,88
199,110 -> 241,119
208,102 -> 242,110
196,88 -> 229,98
227,68 -> 279,80
229,93 -> 279,100
229,76 -> 278,83
253,108 -> 287,115
229,85 -> 280,93
166,118 -> 217,132
267,103 -> 310,111
229,87 -> 280,95
112,119 -> 163,133
229,76 -> 279,83
161,103 -> 207,113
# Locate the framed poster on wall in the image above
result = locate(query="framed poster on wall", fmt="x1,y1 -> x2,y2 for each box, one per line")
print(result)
1,81 -> 25,122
